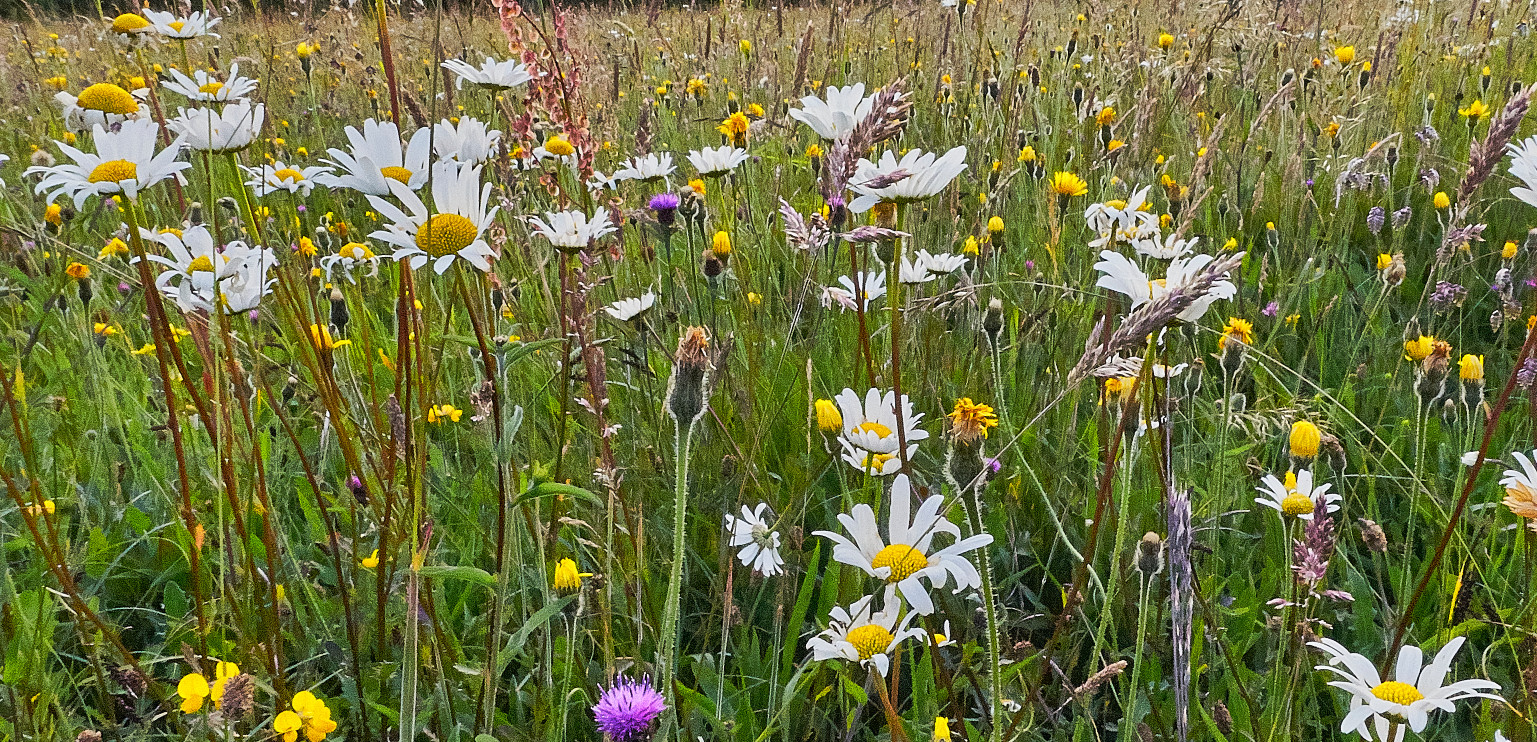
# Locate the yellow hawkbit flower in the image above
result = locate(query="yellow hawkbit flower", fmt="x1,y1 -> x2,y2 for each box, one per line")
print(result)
93,323 -> 118,336
963,236 -> 980,256
1289,420 -> 1321,460
1458,99 -> 1490,122
309,324 -> 351,350
739,39 -> 752,55
132,343 -> 156,355
1333,45 -> 1356,64
987,216 -> 1005,234
1376,253 -> 1393,271
814,399 -> 843,432
1503,240 -> 1518,259
805,143 -> 824,159
298,236 -> 317,256
542,134 -> 575,157
1049,172 -> 1088,197
747,102 -> 765,118
1219,317 -> 1254,349
1433,191 -> 1451,209
45,203 -> 63,226
717,111 -> 751,146
1158,32 -> 1175,49
711,231 -> 732,257
65,261 -> 90,280
24,499 -> 56,516
360,549 -> 379,569
45,75 -> 68,90
1017,145 -> 1037,163
1404,335 -> 1435,361
296,41 -> 318,58
1095,106 -> 1116,127
688,178 -> 707,196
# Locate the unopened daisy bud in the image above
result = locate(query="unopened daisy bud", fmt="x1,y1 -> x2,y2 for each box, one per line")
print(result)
814,399 -> 842,432
1289,420 -> 1321,460
665,326 -> 711,425
983,298 -> 1004,341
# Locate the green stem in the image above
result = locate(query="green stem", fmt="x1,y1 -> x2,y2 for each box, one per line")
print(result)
964,483 -> 1004,742
657,418 -> 694,740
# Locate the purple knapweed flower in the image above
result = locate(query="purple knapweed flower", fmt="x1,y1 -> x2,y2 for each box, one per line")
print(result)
592,676 -> 666,742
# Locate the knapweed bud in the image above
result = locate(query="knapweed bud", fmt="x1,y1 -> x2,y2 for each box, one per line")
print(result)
702,250 -> 725,278
1135,532 -> 1165,576
329,287 -> 349,334
983,298 -> 1004,340
665,326 -> 711,425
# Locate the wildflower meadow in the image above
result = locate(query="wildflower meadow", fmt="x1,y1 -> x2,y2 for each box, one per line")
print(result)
4,0 -> 1537,740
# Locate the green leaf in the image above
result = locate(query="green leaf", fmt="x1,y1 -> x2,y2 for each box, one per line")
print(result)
417,564 -> 498,587
498,596 -> 576,671
515,482 -> 602,508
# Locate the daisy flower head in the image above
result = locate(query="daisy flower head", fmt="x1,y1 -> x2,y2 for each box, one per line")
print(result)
611,152 -> 676,184
899,254 -> 934,284
1254,468 -> 1341,520
788,83 -> 877,140
28,119 -> 189,209
168,101 -> 264,153
441,57 -> 535,91
918,249 -> 969,275
687,145 -> 750,177
320,241 -> 381,282
822,270 -> 887,313
1085,185 -> 1157,238
316,118 -> 433,195
849,147 -> 968,213
1093,250 -> 1238,322
162,64 -> 258,103
137,226 -> 275,313
604,291 -> 657,322
1499,449 -> 1537,522
528,207 -> 617,252
109,12 -> 157,44
244,162 -> 331,197
144,9 -> 221,39
724,503 -> 786,577
367,163 -> 499,274
432,117 -> 502,165
1507,135 -> 1537,210
814,473 -> 993,614
1310,635 -> 1502,739
53,83 -> 150,132
1133,233 -> 1199,260
591,676 -> 666,742
833,387 -> 927,475
806,593 -> 927,676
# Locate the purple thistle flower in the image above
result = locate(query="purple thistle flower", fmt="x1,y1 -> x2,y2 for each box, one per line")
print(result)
649,193 -> 680,228
592,676 -> 666,742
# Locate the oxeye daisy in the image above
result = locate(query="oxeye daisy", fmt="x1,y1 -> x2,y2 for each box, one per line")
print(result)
723,503 -> 786,576
1310,636 -> 1502,740
53,82 -> 150,132
168,102 -> 264,153
1507,135 -> 1537,210
1093,250 -> 1239,322
611,152 -> 676,184
161,64 -> 258,103
832,387 -> 927,476
917,249 -> 968,275
109,12 -> 156,44
687,145 -> 750,177
143,9 -> 221,39
367,163 -> 499,274
604,291 -> 657,322
243,162 -> 331,197
316,118 -> 433,195
27,119 -> 189,209
788,83 -> 878,140
1254,469 -> 1341,520
135,226 -> 275,313
320,242 -> 381,282
814,474 -> 993,614
848,147 -> 969,213
1499,449 -> 1537,525
441,57 -> 535,91
822,270 -> 887,313
432,117 -> 502,165
806,593 -> 927,676
527,207 -> 618,252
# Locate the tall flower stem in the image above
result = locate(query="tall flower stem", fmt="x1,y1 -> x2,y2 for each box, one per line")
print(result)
657,418 -> 695,739
962,481 -> 1004,742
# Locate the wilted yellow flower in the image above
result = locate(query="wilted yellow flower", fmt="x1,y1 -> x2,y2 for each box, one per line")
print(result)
711,231 -> 732,257
814,399 -> 842,432
553,558 -> 591,593
1404,335 -> 1435,361
948,398 -> 999,444
1289,420 -> 1321,460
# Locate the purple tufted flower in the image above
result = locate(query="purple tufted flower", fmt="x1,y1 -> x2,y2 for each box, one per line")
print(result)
592,676 -> 666,742
649,193 -> 680,228
1262,301 -> 1279,317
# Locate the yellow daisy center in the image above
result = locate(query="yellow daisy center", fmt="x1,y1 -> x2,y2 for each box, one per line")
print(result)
111,13 -> 149,33
198,81 -> 225,95
87,159 -> 138,183
187,255 -> 216,273
871,544 -> 929,582
77,83 -> 138,114
168,20 -> 186,32
415,213 -> 478,257
1369,681 -> 1425,705
855,421 -> 893,438
845,624 -> 896,661
274,168 -> 304,182
380,166 -> 413,185
1280,493 -> 1315,517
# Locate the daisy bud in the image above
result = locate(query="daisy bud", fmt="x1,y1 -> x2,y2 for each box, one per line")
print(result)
1289,420 -> 1321,461
665,326 -> 711,425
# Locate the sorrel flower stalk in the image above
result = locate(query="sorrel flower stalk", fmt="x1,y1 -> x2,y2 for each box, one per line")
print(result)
656,327 -> 711,736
